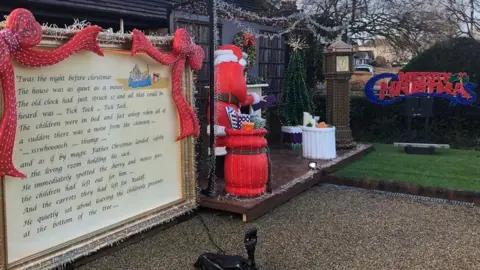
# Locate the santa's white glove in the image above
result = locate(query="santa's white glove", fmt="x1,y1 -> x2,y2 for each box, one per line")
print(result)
215,125 -> 226,136
206,125 -> 226,136
251,92 -> 261,104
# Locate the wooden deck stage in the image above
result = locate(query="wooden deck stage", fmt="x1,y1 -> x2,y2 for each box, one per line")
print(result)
198,144 -> 374,222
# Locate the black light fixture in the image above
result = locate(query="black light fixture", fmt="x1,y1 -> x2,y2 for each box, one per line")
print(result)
194,228 -> 259,270
308,161 -> 317,170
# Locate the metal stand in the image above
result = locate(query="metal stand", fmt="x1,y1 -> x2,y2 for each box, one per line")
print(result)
203,0 -> 217,197
193,228 -> 259,270
265,147 -> 273,193
405,96 -> 433,142
244,228 -> 258,269
404,97 -> 434,154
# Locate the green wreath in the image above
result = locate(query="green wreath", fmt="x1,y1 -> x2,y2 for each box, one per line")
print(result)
233,31 -> 256,72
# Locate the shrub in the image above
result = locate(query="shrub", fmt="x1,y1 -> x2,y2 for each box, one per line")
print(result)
373,56 -> 387,67
403,37 -> 480,87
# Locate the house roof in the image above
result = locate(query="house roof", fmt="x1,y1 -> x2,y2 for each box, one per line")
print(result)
363,38 -> 389,47
1,0 -> 175,30
17,0 -> 173,19
327,40 -> 353,51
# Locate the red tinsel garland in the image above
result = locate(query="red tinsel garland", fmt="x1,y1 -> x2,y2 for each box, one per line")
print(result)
0,8 -> 103,178
131,29 -> 204,141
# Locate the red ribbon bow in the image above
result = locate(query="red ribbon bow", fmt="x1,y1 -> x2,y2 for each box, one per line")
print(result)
131,28 -> 204,140
172,29 -> 204,71
0,8 -> 103,178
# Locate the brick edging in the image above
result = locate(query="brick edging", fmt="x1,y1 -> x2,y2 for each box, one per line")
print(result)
322,175 -> 480,205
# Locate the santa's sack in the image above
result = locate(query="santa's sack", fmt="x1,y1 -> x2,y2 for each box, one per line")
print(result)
224,128 -> 268,197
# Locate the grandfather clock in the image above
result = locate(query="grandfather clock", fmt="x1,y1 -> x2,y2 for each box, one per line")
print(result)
324,40 -> 356,149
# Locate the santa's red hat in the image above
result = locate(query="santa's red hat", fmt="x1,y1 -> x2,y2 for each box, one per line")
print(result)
214,45 -> 248,67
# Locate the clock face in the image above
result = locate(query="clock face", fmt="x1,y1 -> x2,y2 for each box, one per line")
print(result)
336,56 -> 350,72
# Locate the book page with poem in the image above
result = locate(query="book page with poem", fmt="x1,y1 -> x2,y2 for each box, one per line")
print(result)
3,51 -> 182,263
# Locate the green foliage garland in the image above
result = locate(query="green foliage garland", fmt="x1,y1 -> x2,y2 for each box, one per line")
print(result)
233,31 -> 256,72
246,76 -> 266,85
282,49 -> 313,126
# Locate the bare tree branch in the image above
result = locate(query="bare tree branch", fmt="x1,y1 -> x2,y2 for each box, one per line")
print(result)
296,0 -> 460,56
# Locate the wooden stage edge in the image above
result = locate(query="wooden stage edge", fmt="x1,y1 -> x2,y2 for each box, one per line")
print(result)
198,144 -> 374,222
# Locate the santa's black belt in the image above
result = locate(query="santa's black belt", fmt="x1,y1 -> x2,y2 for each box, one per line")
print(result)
216,93 -> 239,106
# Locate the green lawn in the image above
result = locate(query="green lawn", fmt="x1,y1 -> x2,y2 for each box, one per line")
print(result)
335,144 -> 480,191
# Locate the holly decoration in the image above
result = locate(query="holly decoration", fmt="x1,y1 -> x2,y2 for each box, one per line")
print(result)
282,49 -> 313,126
233,31 -> 256,72
449,73 -> 470,84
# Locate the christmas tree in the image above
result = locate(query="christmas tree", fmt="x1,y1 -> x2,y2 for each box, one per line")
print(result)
282,45 -> 314,126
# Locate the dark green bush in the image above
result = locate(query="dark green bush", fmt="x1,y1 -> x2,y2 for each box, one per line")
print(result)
403,37 -> 480,87
310,96 -> 480,150
373,56 -> 387,67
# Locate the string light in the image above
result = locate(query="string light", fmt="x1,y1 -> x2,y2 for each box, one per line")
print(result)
210,0 -> 219,191
286,35 -> 309,51
174,0 -> 347,42
214,0 -> 347,41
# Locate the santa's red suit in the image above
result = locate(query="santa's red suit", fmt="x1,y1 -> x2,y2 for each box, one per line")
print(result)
207,45 -> 261,156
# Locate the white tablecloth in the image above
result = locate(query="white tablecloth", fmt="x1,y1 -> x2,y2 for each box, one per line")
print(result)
301,126 -> 336,159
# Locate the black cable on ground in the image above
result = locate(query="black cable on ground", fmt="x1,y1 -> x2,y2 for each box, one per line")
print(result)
197,213 -> 226,254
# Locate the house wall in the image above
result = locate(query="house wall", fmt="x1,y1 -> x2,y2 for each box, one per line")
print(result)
358,44 -> 412,63
172,11 -> 281,77
359,45 -> 395,62
354,58 -> 370,65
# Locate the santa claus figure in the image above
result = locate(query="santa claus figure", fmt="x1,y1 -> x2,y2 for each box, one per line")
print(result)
207,45 -> 264,177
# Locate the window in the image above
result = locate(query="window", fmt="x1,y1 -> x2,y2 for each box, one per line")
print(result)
258,32 -> 286,103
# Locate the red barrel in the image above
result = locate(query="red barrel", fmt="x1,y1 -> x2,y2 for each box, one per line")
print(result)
224,128 -> 268,197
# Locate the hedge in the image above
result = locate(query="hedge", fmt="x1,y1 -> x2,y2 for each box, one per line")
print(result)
311,96 -> 480,150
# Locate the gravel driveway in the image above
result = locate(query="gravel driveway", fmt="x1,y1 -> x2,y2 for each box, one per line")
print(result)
79,185 -> 480,270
